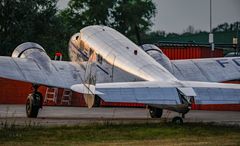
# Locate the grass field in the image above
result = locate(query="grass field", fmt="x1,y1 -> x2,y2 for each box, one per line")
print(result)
0,122 -> 240,146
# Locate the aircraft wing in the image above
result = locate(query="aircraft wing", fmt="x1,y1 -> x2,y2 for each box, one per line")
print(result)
171,57 -> 240,82
0,56 -> 85,89
71,80 -> 240,105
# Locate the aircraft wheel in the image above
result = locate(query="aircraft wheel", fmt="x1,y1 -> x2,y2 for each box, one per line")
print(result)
149,107 -> 163,118
26,92 -> 42,118
172,116 -> 183,124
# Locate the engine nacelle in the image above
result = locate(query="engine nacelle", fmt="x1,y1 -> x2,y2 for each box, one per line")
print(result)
141,44 -> 173,73
12,42 -> 51,69
12,42 -> 46,58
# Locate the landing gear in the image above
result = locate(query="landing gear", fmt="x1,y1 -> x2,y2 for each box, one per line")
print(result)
172,113 -> 185,124
172,116 -> 183,124
149,107 -> 163,118
26,85 -> 43,118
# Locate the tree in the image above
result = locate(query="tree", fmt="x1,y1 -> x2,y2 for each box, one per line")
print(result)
61,0 -> 156,43
141,30 -> 166,44
212,23 -> 229,32
0,0 -> 64,57
111,0 -> 156,43
0,0 -> 157,58
60,0 -> 115,33
183,25 -> 196,34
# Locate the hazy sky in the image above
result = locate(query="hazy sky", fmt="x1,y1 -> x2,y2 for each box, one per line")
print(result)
57,0 -> 240,33
152,0 -> 240,33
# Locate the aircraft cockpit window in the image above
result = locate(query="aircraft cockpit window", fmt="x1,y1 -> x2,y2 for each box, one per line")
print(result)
97,54 -> 103,64
83,48 -> 88,57
89,48 -> 93,56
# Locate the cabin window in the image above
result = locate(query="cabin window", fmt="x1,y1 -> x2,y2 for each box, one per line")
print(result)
97,54 -> 103,64
82,47 -> 88,55
134,50 -> 138,55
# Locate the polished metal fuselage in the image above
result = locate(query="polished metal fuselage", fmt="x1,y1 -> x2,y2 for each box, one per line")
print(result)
68,25 -> 192,112
70,25 -> 178,83
68,25 -> 240,112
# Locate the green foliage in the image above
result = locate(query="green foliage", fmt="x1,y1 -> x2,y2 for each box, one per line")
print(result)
111,0 -> 156,41
0,0 -> 156,59
1,0 -> 238,59
141,30 -> 166,43
61,0 -> 156,43
59,0 -> 116,35
213,22 -> 239,33
0,0 -> 68,58
156,31 -> 237,44
142,22 -> 240,45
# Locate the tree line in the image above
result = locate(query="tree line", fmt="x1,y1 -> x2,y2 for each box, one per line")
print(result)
0,0 -> 156,59
0,0 -> 238,59
143,22 -> 240,44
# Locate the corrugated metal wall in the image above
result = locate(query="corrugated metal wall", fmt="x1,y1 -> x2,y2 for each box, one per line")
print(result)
0,78 -> 88,107
160,46 -> 223,60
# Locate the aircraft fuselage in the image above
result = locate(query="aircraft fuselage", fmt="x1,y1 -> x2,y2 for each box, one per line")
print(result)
68,25 -> 193,113
69,25 -> 178,82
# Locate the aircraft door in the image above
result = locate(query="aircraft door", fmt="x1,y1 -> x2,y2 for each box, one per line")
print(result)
107,54 -> 116,82
96,53 -> 116,82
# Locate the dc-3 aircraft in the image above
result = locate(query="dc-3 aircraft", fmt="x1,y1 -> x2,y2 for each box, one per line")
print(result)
0,25 -> 240,123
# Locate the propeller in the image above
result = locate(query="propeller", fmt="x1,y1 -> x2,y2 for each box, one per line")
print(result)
72,50 -> 98,108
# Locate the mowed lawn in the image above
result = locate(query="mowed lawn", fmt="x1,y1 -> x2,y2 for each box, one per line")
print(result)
0,122 -> 240,146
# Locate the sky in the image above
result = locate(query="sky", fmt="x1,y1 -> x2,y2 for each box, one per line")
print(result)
57,0 -> 240,34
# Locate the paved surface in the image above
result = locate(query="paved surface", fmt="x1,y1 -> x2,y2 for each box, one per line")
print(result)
0,105 -> 240,126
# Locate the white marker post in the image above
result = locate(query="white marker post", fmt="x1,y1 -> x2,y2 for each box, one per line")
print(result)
209,0 -> 214,53
209,33 -> 214,51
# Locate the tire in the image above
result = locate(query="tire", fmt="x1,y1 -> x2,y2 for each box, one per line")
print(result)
26,93 -> 41,118
172,116 -> 183,124
149,107 -> 163,118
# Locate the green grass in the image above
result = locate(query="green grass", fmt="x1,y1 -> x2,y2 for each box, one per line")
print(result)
0,123 -> 240,146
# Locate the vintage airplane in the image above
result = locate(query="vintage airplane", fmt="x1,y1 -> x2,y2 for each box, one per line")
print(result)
0,25 -> 240,123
